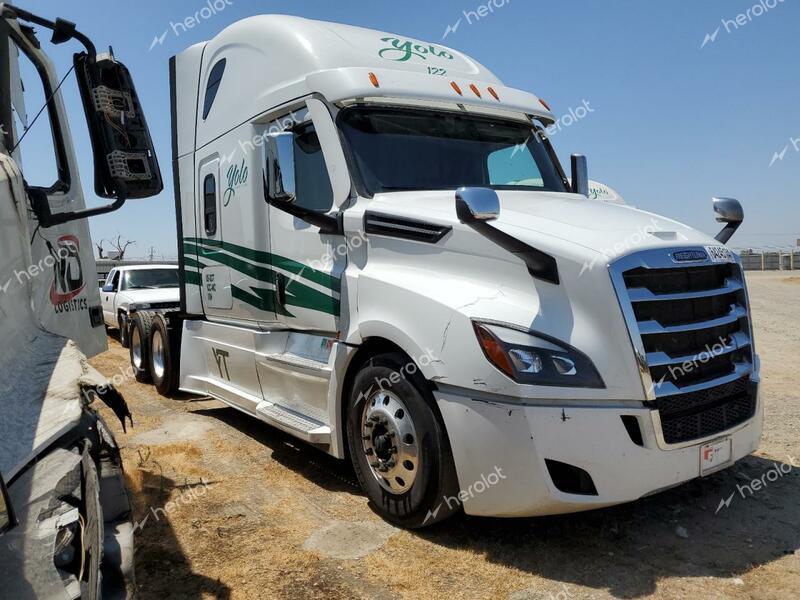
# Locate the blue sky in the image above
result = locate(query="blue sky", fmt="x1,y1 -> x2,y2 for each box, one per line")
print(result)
16,0 -> 800,257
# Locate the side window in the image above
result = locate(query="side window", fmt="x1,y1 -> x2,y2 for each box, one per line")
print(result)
204,174 -> 217,235
202,59 -> 226,120
487,144 -> 544,188
294,125 -> 333,213
111,270 -> 121,292
7,38 -> 68,190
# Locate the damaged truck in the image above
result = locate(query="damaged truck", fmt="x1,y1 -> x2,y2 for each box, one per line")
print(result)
124,14 -> 762,529
0,3 -> 161,598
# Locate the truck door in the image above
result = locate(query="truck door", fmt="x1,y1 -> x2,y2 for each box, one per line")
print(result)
193,156 -> 234,319
264,106 -> 345,334
101,269 -> 120,326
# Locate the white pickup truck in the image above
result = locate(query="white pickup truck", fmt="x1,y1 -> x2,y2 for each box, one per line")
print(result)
101,265 -> 180,347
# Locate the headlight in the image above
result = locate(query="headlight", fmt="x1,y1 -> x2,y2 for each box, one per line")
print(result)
131,303 -> 151,310
473,321 -> 604,388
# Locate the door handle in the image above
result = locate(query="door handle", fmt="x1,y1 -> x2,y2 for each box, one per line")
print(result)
276,273 -> 286,309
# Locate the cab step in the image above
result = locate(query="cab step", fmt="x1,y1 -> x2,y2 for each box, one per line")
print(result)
255,401 -> 331,444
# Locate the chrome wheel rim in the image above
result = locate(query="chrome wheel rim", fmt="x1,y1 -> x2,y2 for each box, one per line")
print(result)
152,329 -> 165,380
131,327 -> 143,369
361,389 -> 419,494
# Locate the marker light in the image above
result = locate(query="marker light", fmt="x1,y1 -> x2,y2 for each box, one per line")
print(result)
450,81 -> 463,95
487,86 -> 500,101
473,322 -> 514,378
539,98 -> 551,111
469,84 -> 482,98
369,72 -> 380,88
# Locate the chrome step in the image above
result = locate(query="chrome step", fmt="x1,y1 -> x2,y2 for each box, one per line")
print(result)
255,401 -> 331,444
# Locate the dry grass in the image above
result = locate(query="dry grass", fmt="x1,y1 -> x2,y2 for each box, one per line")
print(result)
89,272 -> 800,599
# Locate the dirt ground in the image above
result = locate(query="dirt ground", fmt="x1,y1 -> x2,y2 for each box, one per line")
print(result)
89,271 -> 800,600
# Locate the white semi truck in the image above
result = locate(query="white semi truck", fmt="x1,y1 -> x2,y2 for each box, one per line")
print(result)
0,3 -> 161,597
127,15 -> 761,528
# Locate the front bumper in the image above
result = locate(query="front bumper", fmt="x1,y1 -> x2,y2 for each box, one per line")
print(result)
435,386 -> 763,517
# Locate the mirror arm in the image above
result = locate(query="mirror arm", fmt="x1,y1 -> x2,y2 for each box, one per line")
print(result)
264,194 -> 343,236
3,4 -> 97,58
29,186 -> 127,228
714,222 -> 740,244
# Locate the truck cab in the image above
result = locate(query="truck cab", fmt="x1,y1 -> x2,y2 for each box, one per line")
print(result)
146,15 -> 761,528
0,3 -> 161,595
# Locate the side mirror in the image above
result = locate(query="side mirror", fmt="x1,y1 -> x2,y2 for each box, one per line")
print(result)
712,197 -> 744,244
102,284 -> 115,293
265,132 -> 297,204
0,471 -> 14,534
571,154 -> 589,196
74,51 -> 162,200
456,187 -> 500,223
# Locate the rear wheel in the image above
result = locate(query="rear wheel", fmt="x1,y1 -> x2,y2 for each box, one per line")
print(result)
129,312 -> 154,383
118,313 -> 130,348
149,315 -> 179,396
346,352 -> 460,528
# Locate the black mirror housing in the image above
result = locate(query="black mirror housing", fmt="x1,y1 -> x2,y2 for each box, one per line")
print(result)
74,51 -> 162,200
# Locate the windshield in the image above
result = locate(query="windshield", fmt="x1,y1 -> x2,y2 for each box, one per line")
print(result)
123,269 -> 179,290
338,107 -> 568,196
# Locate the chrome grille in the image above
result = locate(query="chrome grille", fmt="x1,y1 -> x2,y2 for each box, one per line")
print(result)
610,248 -> 757,445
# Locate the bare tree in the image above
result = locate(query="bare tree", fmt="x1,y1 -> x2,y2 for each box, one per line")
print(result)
95,239 -> 108,259
110,235 -> 135,260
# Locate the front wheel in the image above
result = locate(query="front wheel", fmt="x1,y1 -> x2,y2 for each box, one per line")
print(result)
346,352 -> 460,528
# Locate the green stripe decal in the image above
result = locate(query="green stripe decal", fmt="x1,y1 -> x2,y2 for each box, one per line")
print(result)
185,237 -> 340,292
183,256 -> 207,271
184,270 -> 202,286
183,237 -> 340,317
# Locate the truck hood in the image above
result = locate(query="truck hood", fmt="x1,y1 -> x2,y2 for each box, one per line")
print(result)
370,190 -> 717,260
118,287 -> 180,305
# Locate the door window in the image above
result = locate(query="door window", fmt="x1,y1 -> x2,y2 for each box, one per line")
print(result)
204,174 -> 217,235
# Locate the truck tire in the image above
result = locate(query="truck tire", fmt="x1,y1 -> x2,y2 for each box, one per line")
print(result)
129,312 -> 154,383
118,312 -> 130,348
149,314 -> 179,396
346,352 -> 460,529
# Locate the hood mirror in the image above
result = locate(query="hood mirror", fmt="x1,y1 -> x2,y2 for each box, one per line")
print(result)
712,197 -> 743,244
456,187 -> 500,223
571,154 -> 589,196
